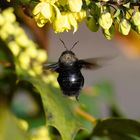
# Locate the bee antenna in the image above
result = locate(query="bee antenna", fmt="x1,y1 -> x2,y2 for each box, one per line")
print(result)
59,39 -> 68,50
70,41 -> 79,51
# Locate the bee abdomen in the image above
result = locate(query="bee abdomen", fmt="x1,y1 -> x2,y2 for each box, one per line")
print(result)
57,72 -> 84,97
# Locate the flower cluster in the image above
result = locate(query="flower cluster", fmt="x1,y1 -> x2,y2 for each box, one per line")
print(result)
0,8 -> 47,76
33,0 -> 86,33
86,1 -> 140,40
0,8 -> 58,87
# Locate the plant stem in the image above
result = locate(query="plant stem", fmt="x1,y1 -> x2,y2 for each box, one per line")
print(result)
75,107 -> 97,125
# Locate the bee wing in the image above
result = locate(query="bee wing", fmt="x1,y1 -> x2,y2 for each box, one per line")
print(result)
78,56 -> 114,70
43,62 -> 59,72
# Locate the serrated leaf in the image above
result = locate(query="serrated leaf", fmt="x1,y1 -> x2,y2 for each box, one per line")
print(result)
93,118 -> 140,140
28,76 -> 83,140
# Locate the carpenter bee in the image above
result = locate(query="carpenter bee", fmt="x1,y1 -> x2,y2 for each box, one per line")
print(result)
43,39 -> 110,100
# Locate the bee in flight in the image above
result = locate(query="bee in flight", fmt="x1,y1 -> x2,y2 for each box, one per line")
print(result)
43,39 -> 110,100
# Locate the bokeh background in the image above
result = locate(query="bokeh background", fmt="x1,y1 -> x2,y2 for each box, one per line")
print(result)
48,22 -> 140,118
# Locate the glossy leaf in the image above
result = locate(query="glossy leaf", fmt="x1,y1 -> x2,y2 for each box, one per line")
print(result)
93,118 -> 140,140
28,76 -> 83,140
86,17 -> 99,32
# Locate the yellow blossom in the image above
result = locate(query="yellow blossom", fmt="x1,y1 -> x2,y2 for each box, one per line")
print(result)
68,0 -> 83,12
19,53 -> 30,70
72,10 -> 86,22
33,2 -> 54,27
99,12 -> 113,29
8,41 -> 20,56
119,18 -> 131,35
37,50 -> 47,62
53,12 -> 79,33
132,11 -> 140,26
2,8 -> 16,23
53,12 -> 71,32
68,13 -> 78,32
0,15 -> 4,26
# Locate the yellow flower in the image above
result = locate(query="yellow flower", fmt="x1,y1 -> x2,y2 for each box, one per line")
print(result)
53,12 -> 71,32
37,50 -> 47,62
99,12 -> 113,29
132,12 -> 140,26
72,10 -> 86,22
68,13 -> 78,32
57,0 -> 68,6
19,52 -> 30,70
53,12 -> 78,33
119,18 -> 131,35
33,2 -> 54,27
68,0 -> 83,12
3,8 -> 16,23
103,25 -> 114,40
0,15 -> 5,26
136,24 -> 140,34
8,41 -> 20,56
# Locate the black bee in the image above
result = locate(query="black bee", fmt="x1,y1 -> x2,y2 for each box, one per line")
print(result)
43,39 -> 110,100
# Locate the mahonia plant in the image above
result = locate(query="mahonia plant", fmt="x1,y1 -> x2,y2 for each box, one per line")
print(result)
6,0 -> 140,39
0,7 -> 59,88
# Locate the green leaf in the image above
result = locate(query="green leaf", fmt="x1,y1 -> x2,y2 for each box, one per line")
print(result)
86,17 -> 99,32
90,3 -> 100,17
93,118 -> 140,140
113,9 -> 120,18
93,81 -> 123,117
28,77 -> 83,140
94,81 -> 116,105
78,92 -> 101,132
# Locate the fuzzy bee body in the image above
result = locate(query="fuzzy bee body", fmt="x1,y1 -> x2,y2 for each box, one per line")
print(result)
43,40 -> 110,100
57,61 -> 84,99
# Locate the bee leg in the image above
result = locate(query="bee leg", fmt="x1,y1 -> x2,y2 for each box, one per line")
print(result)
75,96 -> 79,101
75,93 -> 80,101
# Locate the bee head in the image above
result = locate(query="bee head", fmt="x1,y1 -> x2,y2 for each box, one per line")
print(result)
59,39 -> 79,65
59,50 -> 78,64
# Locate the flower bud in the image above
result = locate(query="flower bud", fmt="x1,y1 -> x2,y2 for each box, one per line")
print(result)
0,15 -> 5,26
37,50 -> 47,62
119,18 -> 131,35
68,0 -> 82,12
19,53 -> 30,70
136,24 -> 140,34
8,41 -> 20,56
99,12 -> 113,29
3,8 -> 16,23
72,10 -> 86,22
103,25 -> 114,40
132,12 -> 140,26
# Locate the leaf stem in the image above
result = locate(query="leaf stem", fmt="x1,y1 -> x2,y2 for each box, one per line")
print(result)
75,107 -> 97,125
